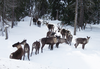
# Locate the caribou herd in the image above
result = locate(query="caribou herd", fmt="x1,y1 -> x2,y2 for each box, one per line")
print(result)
9,17 -> 90,60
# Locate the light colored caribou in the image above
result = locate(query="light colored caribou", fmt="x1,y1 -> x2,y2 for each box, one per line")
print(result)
46,22 -> 54,32
21,39 -> 30,61
31,41 -> 40,56
74,36 -> 90,49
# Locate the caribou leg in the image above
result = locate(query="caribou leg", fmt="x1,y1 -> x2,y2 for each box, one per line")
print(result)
41,44 -> 45,53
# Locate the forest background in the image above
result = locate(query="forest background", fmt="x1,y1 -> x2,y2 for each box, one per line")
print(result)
0,0 -> 100,38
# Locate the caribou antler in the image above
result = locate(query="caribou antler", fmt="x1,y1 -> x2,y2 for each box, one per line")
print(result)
57,23 -> 64,30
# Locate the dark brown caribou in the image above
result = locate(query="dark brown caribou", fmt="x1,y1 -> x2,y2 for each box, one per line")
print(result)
74,36 -> 90,49
31,41 -> 40,56
41,36 -> 60,53
21,39 -> 30,61
10,42 -> 24,60
58,27 -> 71,39
57,23 -> 73,45
33,17 -> 38,25
57,23 -> 71,39
58,28 -> 66,38
37,20 -> 41,27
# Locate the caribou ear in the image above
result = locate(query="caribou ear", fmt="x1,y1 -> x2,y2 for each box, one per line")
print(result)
24,39 -> 27,42
87,36 -> 90,38
86,36 -> 90,39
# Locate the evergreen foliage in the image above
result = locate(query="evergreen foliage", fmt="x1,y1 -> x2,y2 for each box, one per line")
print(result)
0,0 -> 100,27
14,0 -> 31,21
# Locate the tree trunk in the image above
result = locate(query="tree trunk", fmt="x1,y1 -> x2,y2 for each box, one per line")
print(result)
30,17 -> 32,26
74,0 -> 78,35
11,8 -> 14,28
97,1 -> 100,24
5,27 -> 8,40
11,0 -> 14,28
78,0 -> 84,30
2,0 -> 5,27
29,0 -> 34,17
29,1 -> 34,26
56,10 -> 58,20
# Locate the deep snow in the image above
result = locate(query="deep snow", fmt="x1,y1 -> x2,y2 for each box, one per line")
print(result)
0,16 -> 100,69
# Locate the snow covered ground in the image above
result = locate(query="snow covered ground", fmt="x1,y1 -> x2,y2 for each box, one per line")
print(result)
0,16 -> 100,69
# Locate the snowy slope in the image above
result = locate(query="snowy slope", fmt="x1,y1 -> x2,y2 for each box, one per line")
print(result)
0,58 -> 58,69
0,16 -> 100,69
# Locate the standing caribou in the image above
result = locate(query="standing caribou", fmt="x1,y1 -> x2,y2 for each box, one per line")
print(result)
74,36 -> 90,49
31,41 -> 40,56
41,36 -> 60,53
33,17 -> 41,27
33,17 -> 38,25
57,23 -> 73,45
21,39 -> 30,61
66,32 -> 73,45
46,22 -> 54,32
57,23 -> 71,38
56,36 -> 69,48
37,20 -> 41,27
33,18 -> 38,25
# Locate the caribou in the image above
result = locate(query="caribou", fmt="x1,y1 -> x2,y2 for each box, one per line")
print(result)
10,42 -> 24,60
56,36 -> 69,48
41,36 -> 60,53
21,39 -> 30,61
37,20 -> 41,27
57,23 -> 70,38
74,36 -> 90,49
46,31 -> 56,38
33,17 -> 38,25
57,23 -> 73,45
31,41 -> 40,56
46,22 -> 54,32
